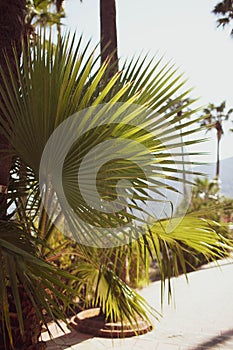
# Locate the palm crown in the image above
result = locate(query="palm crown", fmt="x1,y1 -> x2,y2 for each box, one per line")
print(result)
0,31 -> 232,349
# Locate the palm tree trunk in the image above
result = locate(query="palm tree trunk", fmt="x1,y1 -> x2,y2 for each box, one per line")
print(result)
215,120 -> 223,179
0,2 -> 44,349
56,0 -> 64,40
100,0 -> 118,77
0,136 -> 11,218
0,0 -> 26,218
216,135 -> 220,178
0,286 -> 43,350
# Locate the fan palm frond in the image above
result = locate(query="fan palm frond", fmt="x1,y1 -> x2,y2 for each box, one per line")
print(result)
144,214 -> 232,301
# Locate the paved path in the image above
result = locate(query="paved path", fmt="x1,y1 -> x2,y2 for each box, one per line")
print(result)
41,258 -> 233,349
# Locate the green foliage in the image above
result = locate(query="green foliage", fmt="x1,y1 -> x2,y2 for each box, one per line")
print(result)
0,31 -> 205,247
0,30 -> 233,346
189,177 -> 220,213
189,177 -> 233,225
173,176 -> 233,272
146,213 -> 232,300
62,245 -> 158,324
0,220 -> 77,347
26,0 -> 65,28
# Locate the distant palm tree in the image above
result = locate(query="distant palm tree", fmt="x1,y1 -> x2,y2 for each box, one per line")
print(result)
25,0 -> 65,32
201,101 -> 233,178
193,177 -> 220,201
213,0 -> 233,36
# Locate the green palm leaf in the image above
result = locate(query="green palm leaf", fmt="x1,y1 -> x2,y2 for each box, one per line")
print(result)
144,214 -> 232,301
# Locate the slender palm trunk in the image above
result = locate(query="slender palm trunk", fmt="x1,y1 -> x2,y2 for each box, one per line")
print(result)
100,1 -> 127,283
100,0 -> 118,77
178,119 -> 187,196
216,138 -> 220,178
215,120 -> 223,179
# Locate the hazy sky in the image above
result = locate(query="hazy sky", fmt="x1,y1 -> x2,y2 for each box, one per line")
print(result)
63,0 -> 233,162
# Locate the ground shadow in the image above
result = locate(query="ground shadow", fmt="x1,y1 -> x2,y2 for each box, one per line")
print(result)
44,328 -> 94,349
190,328 -> 233,350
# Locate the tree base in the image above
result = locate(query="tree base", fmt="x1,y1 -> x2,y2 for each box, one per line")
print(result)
70,308 -> 152,338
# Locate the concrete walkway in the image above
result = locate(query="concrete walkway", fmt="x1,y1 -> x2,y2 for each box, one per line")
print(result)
41,258 -> 233,349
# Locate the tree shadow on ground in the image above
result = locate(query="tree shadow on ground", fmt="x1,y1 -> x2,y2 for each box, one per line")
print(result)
43,328 -> 93,350
190,328 -> 233,350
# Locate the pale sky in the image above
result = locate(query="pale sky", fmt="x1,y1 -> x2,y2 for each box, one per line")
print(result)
63,0 -> 233,163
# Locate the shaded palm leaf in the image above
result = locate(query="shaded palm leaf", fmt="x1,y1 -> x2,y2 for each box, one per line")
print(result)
0,220 -> 78,347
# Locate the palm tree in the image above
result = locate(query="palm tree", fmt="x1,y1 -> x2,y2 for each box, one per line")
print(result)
0,31 -> 156,348
193,177 -> 220,200
213,0 -> 233,36
189,176 -> 221,214
201,101 -> 233,178
0,24 -> 232,349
